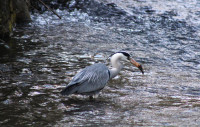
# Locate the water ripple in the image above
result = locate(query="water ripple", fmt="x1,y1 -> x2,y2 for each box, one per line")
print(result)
1,0 -> 200,126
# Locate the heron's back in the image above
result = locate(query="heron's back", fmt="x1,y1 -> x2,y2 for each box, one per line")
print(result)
61,63 -> 110,95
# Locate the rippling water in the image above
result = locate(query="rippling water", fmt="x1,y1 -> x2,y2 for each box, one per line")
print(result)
0,0 -> 200,126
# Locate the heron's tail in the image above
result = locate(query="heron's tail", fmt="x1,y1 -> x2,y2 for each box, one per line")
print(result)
61,83 -> 79,95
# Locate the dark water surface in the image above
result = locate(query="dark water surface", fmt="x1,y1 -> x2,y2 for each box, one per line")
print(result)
0,0 -> 200,126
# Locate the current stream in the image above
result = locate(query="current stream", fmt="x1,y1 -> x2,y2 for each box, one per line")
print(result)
0,0 -> 200,126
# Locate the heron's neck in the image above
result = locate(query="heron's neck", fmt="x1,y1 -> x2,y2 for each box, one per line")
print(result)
109,56 -> 123,79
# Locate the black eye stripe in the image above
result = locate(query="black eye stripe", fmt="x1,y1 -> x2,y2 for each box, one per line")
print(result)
110,52 -> 131,60
115,51 -> 130,60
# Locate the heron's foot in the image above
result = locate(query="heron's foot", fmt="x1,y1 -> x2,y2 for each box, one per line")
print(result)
89,96 -> 94,100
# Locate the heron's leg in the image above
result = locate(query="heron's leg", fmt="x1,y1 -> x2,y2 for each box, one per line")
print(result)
89,96 -> 93,100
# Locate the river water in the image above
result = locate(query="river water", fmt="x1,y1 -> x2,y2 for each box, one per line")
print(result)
0,0 -> 200,126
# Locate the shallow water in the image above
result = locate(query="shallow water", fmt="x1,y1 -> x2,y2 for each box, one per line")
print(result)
0,0 -> 200,126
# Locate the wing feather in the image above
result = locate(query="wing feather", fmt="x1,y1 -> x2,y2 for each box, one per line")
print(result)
61,63 -> 110,95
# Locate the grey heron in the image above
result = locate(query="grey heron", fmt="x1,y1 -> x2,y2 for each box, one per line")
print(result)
61,52 -> 144,98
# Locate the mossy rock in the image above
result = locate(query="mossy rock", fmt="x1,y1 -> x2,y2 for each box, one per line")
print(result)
0,0 -> 31,39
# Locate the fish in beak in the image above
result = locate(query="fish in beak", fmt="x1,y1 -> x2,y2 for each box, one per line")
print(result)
130,58 -> 144,74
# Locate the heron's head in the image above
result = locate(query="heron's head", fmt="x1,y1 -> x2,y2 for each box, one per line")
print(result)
112,52 -> 144,74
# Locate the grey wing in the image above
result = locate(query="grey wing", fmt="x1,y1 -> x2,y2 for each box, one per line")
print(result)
76,63 -> 110,94
61,63 -> 110,95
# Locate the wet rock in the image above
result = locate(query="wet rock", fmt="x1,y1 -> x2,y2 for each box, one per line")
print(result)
14,0 -> 31,23
0,0 -> 31,39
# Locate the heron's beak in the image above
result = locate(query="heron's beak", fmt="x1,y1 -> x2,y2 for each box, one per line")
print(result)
130,58 -> 144,74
